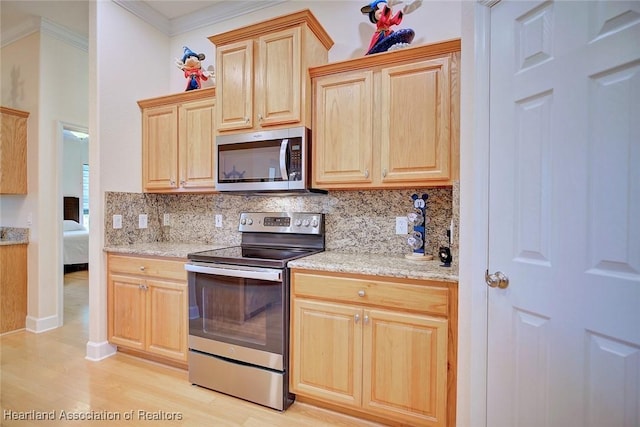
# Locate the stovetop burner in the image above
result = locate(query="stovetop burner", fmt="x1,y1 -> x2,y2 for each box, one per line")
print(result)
187,212 -> 325,269
188,245 -> 322,269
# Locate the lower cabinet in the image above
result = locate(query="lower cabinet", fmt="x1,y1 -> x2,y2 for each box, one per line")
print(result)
290,269 -> 457,427
0,244 -> 28,333
107,254 -> 188,366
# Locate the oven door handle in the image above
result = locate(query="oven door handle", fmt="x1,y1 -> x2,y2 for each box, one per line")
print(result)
185,263 -> 282,282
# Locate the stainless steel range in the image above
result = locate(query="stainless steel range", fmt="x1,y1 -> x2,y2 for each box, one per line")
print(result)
185,212 -> 324,410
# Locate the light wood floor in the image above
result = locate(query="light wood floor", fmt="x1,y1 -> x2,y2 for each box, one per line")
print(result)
0,270 -> 384,426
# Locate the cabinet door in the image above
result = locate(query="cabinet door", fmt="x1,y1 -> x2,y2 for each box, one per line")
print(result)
379,57 -> 451,184
362,309 -> 448,427
145,279 -> 187,361
178,98 -> 215,190
256,27 -> 301,127
142,105 -> 179,191
291,299 -> 362,407
0,110 -> 28,194
108,274 -> 146,350
216,40 -> 253,131
313,71 -> 374,187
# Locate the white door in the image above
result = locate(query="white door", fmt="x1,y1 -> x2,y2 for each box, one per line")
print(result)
487,1 -> 640,427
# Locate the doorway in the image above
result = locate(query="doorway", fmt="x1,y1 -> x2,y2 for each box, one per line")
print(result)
59,123 -> 89,326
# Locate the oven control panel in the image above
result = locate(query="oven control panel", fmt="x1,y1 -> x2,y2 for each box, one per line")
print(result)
239,212 -> 323,234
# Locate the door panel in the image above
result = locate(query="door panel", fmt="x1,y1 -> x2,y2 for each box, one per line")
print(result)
487,1 -> 640,427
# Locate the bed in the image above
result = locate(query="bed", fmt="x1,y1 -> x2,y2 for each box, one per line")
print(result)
63,197 -> 88,272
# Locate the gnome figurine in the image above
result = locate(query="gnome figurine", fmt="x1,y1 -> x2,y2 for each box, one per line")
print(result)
176,46 -> 213,91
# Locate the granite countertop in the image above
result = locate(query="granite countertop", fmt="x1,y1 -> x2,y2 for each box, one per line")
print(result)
289,251 -> 458,282
103,244 -> 458,282
103,242 -> 227,258
0,227 -> 29,246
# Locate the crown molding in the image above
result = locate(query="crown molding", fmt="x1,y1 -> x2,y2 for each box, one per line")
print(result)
41,18 -> 88,52
1,16 -> 41,48
113,0 -> 286,37
112,0 -> 172,35
1,16 -> 88,51
171,1 -> 286,36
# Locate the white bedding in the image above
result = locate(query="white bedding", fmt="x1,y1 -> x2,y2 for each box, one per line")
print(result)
63,221 -> 89,265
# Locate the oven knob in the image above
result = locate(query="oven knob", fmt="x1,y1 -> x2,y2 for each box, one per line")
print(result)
247,218 -> 253,225
311,218 -> 319,228
303,219 -> 310,227
294,219 -> 302,227
240,218 -> 246,225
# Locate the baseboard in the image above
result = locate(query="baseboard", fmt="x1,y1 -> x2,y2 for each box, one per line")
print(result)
85,340 -> 117,361
25,315 -> 59,333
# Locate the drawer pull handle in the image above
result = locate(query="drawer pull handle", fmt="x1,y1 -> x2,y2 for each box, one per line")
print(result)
358,290 -> 365,297
139,266 -> 145,271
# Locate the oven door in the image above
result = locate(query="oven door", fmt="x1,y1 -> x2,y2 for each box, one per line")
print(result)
185,262 -> 286,370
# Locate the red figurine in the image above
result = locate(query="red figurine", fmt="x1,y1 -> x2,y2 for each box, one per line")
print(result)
360,0 -> 421,55
176,46 -> 213,91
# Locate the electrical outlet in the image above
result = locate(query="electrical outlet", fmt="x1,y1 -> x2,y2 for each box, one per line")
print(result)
113,214 -> 122,229
138,214 -> 148,229
215,214 -> 223,228
395,216 -> 408,234
163,213 -> 171,227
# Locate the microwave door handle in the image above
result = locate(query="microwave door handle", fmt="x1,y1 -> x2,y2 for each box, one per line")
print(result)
279,138 -> 289,181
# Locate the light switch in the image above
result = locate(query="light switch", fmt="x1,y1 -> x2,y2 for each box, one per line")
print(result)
113,214 -> 122,229
138,214 -> 148,229
163,213 -> 171,226
395,216 -> 408,234
215,214 -> 223,228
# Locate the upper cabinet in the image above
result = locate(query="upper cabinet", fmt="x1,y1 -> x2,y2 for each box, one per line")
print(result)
209,9 -> 334,134
310,40 -> 460,189
138,88 -> 216,193
0,107 -> 29,194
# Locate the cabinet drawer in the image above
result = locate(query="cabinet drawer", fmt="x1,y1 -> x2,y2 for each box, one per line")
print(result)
292,271 -> 449,317
108,254 -> 186,281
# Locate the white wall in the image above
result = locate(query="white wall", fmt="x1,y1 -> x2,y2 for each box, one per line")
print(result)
63,136 -> 88,201
97,1 -> 171,194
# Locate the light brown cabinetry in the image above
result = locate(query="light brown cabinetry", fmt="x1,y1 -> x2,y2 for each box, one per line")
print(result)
138,87 -> 216,193
107,253 -> 188,366
290,269 -> 457,427
310,40 -> 460,189
0,244 -> 28,333
0,107 -> 29,194
209,9 -> 333,134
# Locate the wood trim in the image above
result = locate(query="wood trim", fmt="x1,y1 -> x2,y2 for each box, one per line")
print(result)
137,87 -> 215,110
0,106 -> 30,118
117,347 -> 188,370
309,39 -> 461,78
208,9 -> 334,50
447,283 -> 458,427
450,51 -> 461,181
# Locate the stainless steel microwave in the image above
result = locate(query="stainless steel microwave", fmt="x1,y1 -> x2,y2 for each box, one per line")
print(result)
216,127 -> 325,194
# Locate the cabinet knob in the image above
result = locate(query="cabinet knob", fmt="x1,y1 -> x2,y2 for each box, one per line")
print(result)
354,314 -> 360,323
382,168 -> 387,177
257,113 -> 263,122
245,117 -> 250,124
180,180 -> 185,186
364,315 -> 369,324
364,169 -> 369,178
139,266 -> 145,271
358,290 -> 365,297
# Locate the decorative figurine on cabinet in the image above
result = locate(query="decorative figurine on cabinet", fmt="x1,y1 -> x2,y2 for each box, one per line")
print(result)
360,0 -> 422,55
406,193 -> 434,261
176,46 -> 214,91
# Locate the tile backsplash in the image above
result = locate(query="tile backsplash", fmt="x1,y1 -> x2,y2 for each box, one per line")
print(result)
105,186 -> 458,259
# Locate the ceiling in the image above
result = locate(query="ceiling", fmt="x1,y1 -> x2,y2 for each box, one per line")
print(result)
0,0 -> 285,43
